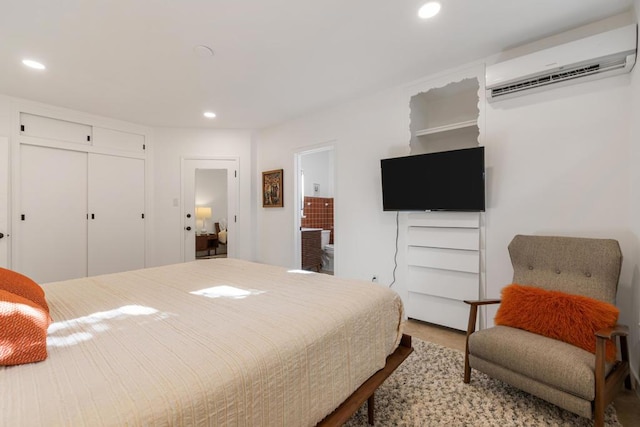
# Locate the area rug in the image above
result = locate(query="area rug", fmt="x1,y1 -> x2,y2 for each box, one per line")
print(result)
344,338 -> 621,426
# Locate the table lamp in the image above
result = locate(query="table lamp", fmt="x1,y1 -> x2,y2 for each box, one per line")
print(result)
195,206 -> 212,234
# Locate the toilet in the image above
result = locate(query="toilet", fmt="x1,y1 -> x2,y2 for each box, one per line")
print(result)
321,230 -> 334,272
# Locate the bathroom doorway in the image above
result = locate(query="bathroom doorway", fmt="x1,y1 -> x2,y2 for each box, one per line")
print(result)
294,146 -> 335,274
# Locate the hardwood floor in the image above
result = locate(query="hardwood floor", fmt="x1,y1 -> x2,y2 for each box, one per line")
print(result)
404,319 -> 640,427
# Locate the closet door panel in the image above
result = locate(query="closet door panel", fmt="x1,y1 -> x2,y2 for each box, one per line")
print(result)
20,113 -> 92,145
88,154 -> 144,276
93,127 -> 145,153
19,145 -> 87,282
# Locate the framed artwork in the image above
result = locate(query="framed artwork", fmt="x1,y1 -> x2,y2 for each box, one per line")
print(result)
262,169 -> 283,208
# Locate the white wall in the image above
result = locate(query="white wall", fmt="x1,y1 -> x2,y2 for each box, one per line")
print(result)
257,86 -> 409,272
482,75 -> 633,314
256,20 -> 640,384
628,0 -> 640,391
0,95 -> 12,137
151,127 -> 255,266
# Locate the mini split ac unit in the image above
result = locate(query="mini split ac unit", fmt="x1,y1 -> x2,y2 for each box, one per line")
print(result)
486,24 -> 637,101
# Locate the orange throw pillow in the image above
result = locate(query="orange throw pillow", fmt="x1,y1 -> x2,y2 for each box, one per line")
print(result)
0,267 -> 49,313
0,289 -> 51,366
495,284 -> 619,361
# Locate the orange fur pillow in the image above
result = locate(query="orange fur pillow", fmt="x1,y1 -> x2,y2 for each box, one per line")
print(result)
0,267 -> 49,313
495,284 -> 619,361
0,289 -> 51,366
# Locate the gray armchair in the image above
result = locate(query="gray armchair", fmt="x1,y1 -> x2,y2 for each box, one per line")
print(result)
464,235 -> 631,427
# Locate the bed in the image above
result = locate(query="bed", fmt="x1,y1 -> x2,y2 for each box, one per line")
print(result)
1,258 -> 410,426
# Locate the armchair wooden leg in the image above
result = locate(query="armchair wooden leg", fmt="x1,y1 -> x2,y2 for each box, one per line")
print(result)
593,332 -> 632,427
463,353 -> 471,383
620,335 -> 632,389
594,336 -> 607,427
593,409 -> 604,427
464,304 -> 478,384
367,393 -> 374,425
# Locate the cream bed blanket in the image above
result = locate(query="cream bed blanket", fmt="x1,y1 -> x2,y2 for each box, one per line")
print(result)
1,259 -> 403,426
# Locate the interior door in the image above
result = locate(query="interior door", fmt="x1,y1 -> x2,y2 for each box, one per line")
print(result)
182,158 -> 238,262
88,154 -> 145,276
0,137 -> 9,268
18,145 -> 88,282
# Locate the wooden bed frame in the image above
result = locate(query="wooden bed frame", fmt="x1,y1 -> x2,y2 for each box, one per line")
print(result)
318,334 -> 413,426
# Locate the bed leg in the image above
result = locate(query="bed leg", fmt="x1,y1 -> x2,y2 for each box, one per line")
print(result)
367,393 -> 374,425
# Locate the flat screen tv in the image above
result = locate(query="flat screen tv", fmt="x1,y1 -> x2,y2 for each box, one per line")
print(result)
380,147 -> 485,212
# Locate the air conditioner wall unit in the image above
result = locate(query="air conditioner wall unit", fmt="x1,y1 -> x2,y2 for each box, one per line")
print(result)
486,24 -> 637,101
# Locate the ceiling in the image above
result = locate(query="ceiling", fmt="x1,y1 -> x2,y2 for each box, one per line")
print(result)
0,0 -> 634,130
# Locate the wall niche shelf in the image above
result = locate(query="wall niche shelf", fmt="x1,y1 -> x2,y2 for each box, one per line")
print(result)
409,78 -> 480,156
414,119 -> 478,137
403,76 -> 483,331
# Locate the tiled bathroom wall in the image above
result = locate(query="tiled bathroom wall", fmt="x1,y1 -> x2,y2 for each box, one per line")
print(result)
301,196 -> 334,244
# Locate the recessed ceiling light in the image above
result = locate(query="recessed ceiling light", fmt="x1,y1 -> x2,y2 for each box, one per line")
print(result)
418,2 -> 441,19
203,111 -> 216,119
22,59 -> 46,70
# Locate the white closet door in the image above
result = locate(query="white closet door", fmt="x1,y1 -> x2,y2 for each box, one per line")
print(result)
19,145 -> 88,283
88,154 -> 144,276
20,113 -> 92,145
93,127 -> 145,153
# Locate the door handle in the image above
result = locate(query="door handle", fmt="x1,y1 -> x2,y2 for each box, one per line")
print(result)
0,232 -> 4,239
185,226 -> 192,231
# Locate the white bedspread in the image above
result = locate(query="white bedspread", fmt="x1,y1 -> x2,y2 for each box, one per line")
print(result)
1,259 -> 403,426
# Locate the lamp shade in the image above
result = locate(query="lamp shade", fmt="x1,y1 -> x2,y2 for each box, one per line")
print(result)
195,207 -> 212,220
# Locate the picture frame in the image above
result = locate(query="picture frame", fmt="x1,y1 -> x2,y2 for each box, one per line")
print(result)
262,169 -> 283,208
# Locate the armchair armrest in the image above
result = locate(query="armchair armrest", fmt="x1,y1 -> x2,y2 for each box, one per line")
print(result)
595,323 -> 629,339
595,323 -> 630,379
463,299 -> 501,383
464,299 -> 501,306
464,299 -> 501,336
594,323 -> 632,413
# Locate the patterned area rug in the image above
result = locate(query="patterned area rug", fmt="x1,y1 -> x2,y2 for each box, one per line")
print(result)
344,338 -> 621,426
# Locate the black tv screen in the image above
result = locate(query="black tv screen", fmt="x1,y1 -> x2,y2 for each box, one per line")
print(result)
381,147 -> 485,212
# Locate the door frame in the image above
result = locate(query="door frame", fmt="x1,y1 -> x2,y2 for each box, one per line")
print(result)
293,144 -> 335,270
0,137 -> 9,268
181,156 -> 239,262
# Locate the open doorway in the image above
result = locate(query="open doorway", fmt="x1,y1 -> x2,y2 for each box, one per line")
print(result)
182,158 -> 238,262
295,146 -> 335,274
